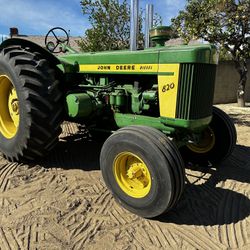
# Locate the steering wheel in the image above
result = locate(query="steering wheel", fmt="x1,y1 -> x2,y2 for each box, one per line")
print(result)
45,27 -> 69,53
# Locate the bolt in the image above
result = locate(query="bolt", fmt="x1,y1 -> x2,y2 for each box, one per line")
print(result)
127,166 -> 143,179
11,101 -> 19,114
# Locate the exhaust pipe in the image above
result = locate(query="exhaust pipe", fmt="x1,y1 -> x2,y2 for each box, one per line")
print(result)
130,0 -> 139,51
145,4 -> 154,48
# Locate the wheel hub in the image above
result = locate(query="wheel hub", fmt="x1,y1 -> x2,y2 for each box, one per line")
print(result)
127,163 -> 143,179
0,75 -> 19,138
187,128 -> 215,154
113,152 -> 151,198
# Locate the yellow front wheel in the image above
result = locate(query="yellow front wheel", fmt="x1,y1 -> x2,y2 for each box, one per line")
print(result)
113,152 -> 151,198
0,75 -> 19,139
100,126 -> 185,218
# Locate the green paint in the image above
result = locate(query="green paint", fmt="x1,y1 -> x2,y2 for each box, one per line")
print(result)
114,113 -> 175,134
60,50 -> 159,69
157,72 -> 175,76
142,91 -> 157,101
118,85 -> 144,114
159,45 -> 217,65
160,116 -> 212,131
109,90 -> 126,107
66,93 -> 95,118
58,44 -> 217,75
58,57 -> 79,73
1,36 -> 218,141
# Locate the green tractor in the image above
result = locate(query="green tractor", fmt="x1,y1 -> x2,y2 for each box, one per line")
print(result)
0,24 -> 236,218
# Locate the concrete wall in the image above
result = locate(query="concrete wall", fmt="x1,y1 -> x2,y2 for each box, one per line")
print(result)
213,61 -> 250,104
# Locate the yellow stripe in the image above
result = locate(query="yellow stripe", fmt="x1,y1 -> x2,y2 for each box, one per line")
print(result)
79,63 -> 180,74
80,64 -> 158,73
158,64 -> 180,118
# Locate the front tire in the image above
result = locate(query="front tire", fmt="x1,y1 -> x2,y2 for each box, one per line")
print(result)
0,45 -> 63,161
180,106 -> 237,166
100,126 -> 185,218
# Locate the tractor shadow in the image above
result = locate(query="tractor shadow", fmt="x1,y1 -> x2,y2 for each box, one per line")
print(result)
230,113 -> 250,127
40,123 -> 103,171
157,145 -> 250,226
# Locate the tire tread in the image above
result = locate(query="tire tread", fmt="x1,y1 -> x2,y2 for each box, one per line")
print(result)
0,45 -> 64,161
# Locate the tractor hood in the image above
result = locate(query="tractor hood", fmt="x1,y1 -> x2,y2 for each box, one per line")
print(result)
58,44 -> 218,74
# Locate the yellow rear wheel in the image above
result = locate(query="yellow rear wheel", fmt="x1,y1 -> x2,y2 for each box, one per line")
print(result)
180,107 -> 237,166
187,128 -> 215,154
113,152 -> 151,198
0,75 -> 19,139
0,44 -> 63,161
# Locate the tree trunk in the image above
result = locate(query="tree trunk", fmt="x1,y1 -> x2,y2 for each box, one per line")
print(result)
234,59 -> 248,107
237,73 -> 246,107
237,91 -> 245,107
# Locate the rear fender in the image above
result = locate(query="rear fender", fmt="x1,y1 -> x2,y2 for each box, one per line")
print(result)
0,38 -> 61,66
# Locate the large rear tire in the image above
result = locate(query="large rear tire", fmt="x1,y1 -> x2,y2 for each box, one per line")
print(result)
0,45 -> 63,161
100,126 -> 185,218
180,106 -> 237,166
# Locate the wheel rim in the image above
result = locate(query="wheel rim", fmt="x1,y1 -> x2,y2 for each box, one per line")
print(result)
187,128 -> 215,154
0,75 -> 19,139
113,152 -> 151,198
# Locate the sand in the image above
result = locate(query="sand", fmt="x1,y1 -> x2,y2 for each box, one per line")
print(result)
0,104 -> 249,249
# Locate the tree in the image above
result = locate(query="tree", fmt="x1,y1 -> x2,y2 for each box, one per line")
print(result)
79,0 -> 163,52
172,0 -> 250,107
79,0 -> 144,51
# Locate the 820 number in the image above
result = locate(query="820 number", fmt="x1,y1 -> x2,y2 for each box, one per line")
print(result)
162,83 -> 175,92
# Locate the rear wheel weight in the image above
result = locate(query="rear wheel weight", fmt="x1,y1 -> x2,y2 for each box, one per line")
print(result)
0,45 -> 63,161
100,126 -> 185,218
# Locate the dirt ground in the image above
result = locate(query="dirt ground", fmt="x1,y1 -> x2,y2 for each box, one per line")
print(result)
0,104 -> 249,250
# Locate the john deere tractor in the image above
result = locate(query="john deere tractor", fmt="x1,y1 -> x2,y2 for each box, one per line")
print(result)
0,25 -> 236,218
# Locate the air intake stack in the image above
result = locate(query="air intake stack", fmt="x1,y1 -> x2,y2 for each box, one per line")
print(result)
145,4 -> 154,48
130,0 -> 139,51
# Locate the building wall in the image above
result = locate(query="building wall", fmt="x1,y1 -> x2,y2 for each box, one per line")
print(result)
213,61 -> 250,103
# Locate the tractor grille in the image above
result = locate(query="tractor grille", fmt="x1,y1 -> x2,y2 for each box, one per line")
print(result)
176,63 -> 216,120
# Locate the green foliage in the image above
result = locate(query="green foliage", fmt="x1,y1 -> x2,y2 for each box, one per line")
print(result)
219,47 -> 233,61
153,13 -> 163,28
172,0 -> 250,57
78,0 -> 163,52
172,0 -> 250,105
78,0 -> 142,52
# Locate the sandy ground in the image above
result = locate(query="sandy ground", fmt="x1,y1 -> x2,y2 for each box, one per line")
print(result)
0,104 -> 249,250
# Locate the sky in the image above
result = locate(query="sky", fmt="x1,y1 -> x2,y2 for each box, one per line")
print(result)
0,0 -> 186,38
